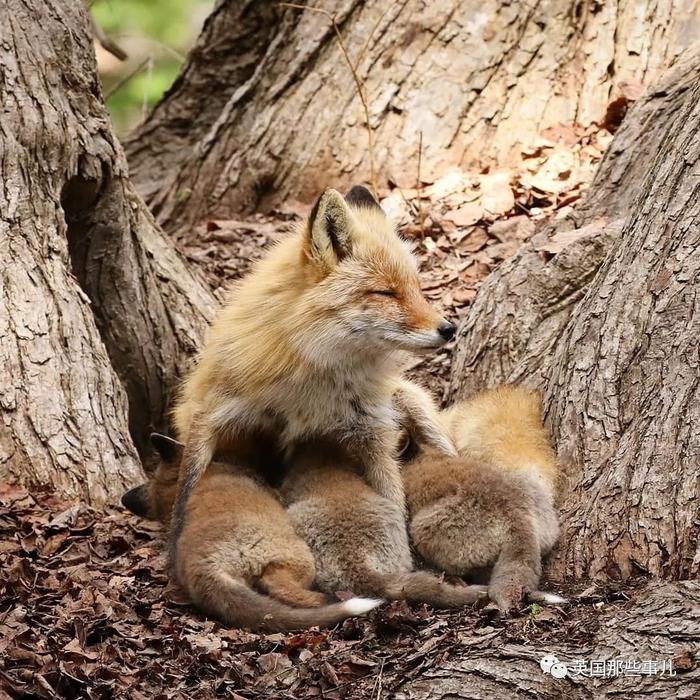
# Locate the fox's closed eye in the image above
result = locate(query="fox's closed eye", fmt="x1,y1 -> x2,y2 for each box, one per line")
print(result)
369,289 -> 397,297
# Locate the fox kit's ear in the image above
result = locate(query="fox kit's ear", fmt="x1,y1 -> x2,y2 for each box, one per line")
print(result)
121,484 -> 151,518
307,188 -> 353,268
150,432 -> 184,465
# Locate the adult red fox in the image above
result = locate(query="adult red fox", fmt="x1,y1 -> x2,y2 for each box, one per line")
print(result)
169,186 -> 456,567
402,386 -> 566,613
122,434 -> 381,632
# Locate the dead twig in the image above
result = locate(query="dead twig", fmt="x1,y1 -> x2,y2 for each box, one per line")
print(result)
354,2 -> 395,73
279,2 -> 378,199
371,658 -> 386,700
88,12 -> 128,61
104,57 -> 150,100
417,130 -> 425,238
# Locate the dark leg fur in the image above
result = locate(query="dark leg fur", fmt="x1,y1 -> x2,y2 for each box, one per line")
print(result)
488,520 -> 541,614
167,418 -> 216,574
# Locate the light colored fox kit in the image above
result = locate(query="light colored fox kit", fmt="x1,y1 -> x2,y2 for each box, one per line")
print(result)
438,385 -> 559,493
281,440 -> 487,608
169,185 -> 457,565
402,385 -> 564,613
122,434 -> 380,632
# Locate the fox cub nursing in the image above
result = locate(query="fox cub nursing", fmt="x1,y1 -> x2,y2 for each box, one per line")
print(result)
122,434 -> 380,632
169,185 -> 456,565
402,386 -> 565,612
282,440 -> 487,608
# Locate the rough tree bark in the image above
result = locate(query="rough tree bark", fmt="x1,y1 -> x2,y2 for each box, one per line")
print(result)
447,47 -> 700,584
125,0 -> 699,233
0,1 -> 216,502
395,582 -> 699,699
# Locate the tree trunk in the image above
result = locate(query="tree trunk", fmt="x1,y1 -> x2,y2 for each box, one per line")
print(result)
0,1 -> 216,503
125,0 -> 699,233
447,47 -> 700,583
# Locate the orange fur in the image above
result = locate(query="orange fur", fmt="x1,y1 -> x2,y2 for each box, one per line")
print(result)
439,385 -> 558,491
121,434 -> 381,631
402,386 -> 564,613
168,186 -> 455,567
282,440 -> 487,608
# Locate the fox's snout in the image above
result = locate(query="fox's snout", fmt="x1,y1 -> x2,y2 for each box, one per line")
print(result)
418,317 -> 455,349
403,295 -> 456,350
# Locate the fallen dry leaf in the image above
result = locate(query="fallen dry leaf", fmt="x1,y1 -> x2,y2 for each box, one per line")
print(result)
443,203 -> 483,227
480,171 -> 515,216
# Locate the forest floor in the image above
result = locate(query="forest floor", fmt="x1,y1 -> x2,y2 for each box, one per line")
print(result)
2,123 -> 672,700
1,481 -> 648,700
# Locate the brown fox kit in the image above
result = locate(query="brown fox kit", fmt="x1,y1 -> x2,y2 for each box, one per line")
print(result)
169,185 -> 457,566
281,440 -> 487,608
402,385 -> 565,613
121,434 -> 381,632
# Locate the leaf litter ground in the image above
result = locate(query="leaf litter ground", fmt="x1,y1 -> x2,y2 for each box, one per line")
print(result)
2,482 -> 640,699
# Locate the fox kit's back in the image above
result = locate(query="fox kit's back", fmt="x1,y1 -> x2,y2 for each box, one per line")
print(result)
282,440 -> 487,609
122,434 -> 381,631
440,385 -> 558,490
403,386 -> 564,612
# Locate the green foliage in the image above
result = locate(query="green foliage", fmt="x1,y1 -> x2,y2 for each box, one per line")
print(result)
92,0 -> 212,134
528,603 -> 541,623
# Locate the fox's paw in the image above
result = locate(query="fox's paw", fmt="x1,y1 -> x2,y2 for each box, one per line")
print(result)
425,430 -> 457,457
488,581 -> 525,615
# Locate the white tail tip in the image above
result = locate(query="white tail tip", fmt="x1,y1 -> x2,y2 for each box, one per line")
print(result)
532,591 -> 568,605
343,597 -> 385,615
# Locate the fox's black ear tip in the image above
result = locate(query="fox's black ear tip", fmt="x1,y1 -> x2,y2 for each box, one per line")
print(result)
345,185 -> 381,210
121,484 -> 149,516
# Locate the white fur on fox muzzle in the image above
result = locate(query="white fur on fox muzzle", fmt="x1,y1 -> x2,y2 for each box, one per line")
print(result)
401,331 -> 449,350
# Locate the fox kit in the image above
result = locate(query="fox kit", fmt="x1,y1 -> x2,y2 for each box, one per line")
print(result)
281,440 -> 487,608
122,434 -> 381,632
402,386 -> 565,613
169,185 -> 456,566
438,385 -> 558,494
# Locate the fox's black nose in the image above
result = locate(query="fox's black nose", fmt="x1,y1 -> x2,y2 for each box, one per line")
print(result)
438,321 -> 456,341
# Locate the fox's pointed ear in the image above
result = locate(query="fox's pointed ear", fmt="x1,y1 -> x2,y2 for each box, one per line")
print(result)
149,432 -> 184,464
306,189 -> 353,268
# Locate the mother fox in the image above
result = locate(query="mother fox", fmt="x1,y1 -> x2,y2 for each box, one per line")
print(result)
169,186 -> 457,568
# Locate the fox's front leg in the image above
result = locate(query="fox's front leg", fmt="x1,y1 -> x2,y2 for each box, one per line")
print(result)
359,427 -> 406,516
394,379 -> 457,456
168,412 -> 218,571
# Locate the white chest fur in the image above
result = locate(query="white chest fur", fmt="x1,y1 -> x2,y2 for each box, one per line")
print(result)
209,362 -> 399,445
